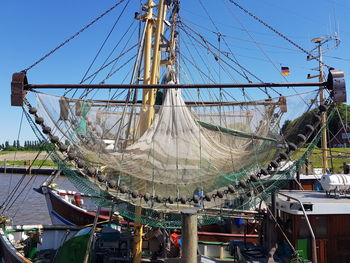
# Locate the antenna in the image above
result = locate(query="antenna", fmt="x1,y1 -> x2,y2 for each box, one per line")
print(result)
306,34 -> 340,65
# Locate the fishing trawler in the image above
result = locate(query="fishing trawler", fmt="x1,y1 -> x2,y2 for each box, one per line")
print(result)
3,0 -> 347,262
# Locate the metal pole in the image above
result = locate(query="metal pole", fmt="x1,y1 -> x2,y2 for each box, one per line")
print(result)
271,192 -> 276,217
296,170 -> 301,189
181,211 -> 198,263
278,192 -> 317,263
139,0 -> 154,136
133,205 -> 143,263
150,0 -> 166,85
83,206 -> 101,263
318,42 -> 328,174
25,81 -> 326,90
133,2 -> 153,261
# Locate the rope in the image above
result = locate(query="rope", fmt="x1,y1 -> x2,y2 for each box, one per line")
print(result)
1,109 -> 24,213
80,0 -> 131,84
79,44 -> 138,84
182,26 -> 217,82
223,0 -> 288,85
180,23 -> 272,98
227,0 -> 331,69
2,148 -> 46,213
12,153 -> 52,218
198,0 -> 252,83
7,110 -> 24,197
23,0 -> 127,72
179,22 -> 267,85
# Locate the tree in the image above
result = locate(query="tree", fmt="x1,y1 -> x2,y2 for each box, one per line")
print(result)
328,103 -> 350,137
281,103 -> 350,145
281,108 -> 317,144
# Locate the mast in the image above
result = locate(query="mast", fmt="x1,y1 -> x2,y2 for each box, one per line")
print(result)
134,1 -> 168,262
317,40 -> 328,174
139,0 -> 167,136
309,35 -> 340,174
139,0 -> 154,136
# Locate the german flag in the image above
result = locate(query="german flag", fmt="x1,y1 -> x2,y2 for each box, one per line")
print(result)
281,66 -> 290,76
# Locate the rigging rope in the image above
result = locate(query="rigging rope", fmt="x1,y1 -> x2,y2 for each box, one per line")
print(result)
183,18 -> 304,55
103,24 -> 139,83
23,0 -> 127,72
0,110 -> 25,213
80,0 -> 131,84
7,110 -> 24,197
80,44 -> 138,84
181,33 -> 216,82
227,0 -> 331,69
179,22 -> 266,84
180,23 -> 275,99
11,153 -> 52,218
197,0 -> 252,83
2,146 -> 46,213
223,0 -> 287,86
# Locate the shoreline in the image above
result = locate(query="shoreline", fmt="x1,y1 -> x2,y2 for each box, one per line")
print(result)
0,166 -> 82,176
0,166 -> 64,175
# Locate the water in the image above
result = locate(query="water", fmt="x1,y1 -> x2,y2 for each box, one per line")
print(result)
0,173 -> 76,225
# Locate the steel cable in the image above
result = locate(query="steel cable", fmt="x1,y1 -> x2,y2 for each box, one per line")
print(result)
23,0 -> 127,72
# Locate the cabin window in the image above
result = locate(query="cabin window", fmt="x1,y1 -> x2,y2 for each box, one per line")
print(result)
314,216 -> 327,238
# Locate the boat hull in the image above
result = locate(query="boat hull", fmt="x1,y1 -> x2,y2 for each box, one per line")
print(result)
0,225 -> 80,263
0,229 -> 30,263
42,186 -> 111,226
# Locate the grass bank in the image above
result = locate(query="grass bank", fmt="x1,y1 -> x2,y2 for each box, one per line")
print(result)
296,147 -> 350,173
1,149 -> 350,172
4,160 -> 57,167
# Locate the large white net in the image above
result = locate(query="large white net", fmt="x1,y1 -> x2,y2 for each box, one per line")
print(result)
35,87 -> 283,204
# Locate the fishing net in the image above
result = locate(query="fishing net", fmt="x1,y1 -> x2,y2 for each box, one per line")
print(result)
10,0 -> 345,230
26,86 -> 324,227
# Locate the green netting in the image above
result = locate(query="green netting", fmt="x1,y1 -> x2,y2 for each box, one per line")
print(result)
47,123 -> 324,228
197,120 -> 278,142
24,93 -> 332,228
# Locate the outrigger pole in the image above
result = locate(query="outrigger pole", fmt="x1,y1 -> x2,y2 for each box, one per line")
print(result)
14,80 -> 330,90
11,69 -> 346,107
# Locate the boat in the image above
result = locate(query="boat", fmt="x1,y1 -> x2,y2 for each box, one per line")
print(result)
36,184 -> 122,227
0,223 -> 81,263
5,0 -> 347,262
0,221 -> 136,263
38,184 -> 260,241
270,189 -> 350,263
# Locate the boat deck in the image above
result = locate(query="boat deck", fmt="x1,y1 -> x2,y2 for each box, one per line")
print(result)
276,190 -> 350,215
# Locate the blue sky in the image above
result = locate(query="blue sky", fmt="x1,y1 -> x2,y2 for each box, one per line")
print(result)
1,0 -> 350,143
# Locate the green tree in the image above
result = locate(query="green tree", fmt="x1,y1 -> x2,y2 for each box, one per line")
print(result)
281,103 -> 350,145
328,103 -> 350,137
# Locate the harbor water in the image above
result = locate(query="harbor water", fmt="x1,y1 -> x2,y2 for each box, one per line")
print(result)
0,173 -> 76,224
